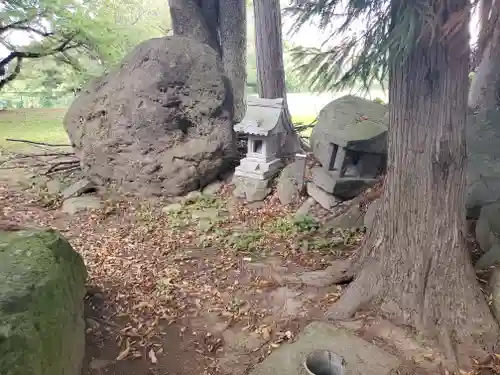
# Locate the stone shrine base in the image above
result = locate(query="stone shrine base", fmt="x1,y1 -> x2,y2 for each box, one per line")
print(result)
249,322 -> 400,375
232,176 -> 272,202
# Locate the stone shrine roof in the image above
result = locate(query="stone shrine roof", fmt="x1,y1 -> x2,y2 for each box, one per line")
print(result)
234,97 -> 284,136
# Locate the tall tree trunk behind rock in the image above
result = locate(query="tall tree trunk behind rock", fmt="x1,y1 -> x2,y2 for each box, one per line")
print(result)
327,0 -> 499,365
219,0 -> 247,122
253,0 -> 287,99
253,0 -> 302,154
167,0 -> 219,51
168,0 -> 247,123
479,0 -> 493,58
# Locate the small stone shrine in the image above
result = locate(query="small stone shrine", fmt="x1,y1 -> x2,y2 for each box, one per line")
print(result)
233,97 -> 286,202
308,95 -> 388,210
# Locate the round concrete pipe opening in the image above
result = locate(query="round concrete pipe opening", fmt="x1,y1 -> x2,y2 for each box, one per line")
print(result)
304,350 -> 345,375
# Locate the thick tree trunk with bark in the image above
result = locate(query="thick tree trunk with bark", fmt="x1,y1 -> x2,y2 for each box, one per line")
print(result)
219,0 -> 247,122
327,0 -> 499,365
253,0 -> 302,154
478,0 -> 493,59
167,0 -> 219,51
168,0 -> 247,121
253,0 -> 287,99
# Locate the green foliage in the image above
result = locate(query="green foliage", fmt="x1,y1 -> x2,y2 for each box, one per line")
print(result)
1,0 -> 170,90
284,0 -> 448,92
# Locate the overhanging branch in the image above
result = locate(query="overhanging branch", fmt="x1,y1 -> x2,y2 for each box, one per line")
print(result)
0,56 -> 22,91
0,34 -> 81,89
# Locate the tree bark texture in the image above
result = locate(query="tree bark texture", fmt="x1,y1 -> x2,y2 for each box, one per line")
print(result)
168,0 -> 247,122
253,0 -> 287,99
253,0 -> 302,154
219,0 -> 247,122
479,0 -> 493,52
167,0 -> 219,52
328,0 -> 499,365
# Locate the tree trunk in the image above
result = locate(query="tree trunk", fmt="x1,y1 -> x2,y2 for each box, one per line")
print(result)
168,0 -> 247,123
327,0 -> 499,365
253,0 -> 287,99
253,0 -> 302,154
167,0 -> 219,54
219,0 -> 247,122
478,0 -> 493,59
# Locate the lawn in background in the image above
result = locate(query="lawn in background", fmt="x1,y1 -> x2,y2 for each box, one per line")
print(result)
0,109 -> 70,151
0,108 -> 318,151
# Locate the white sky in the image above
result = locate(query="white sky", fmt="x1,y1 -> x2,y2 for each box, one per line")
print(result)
1,5 -> 481,64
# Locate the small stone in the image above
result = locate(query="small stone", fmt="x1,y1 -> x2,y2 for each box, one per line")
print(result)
307,182 -> 341,210
182,190 -> 202,203
62,179 -> 94,199
46,179 -> 63,195
233,176 -> 271,202
475,203 -> 500,252
276,160 -> 306,205
202,181 -> 223,196
62,196 -> 102,215
162,203 -> 183,213
475,244 -> 500,270
311,167 -> 337,194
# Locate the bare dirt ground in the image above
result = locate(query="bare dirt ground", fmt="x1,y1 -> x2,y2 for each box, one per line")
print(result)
3,152 -> 500,375
0,164 -> 362,375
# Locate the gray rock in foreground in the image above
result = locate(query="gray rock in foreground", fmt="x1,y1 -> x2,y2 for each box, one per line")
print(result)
0,229 -> 87,375
62,196 -> 102,215
249,321 -> 400,375
64,35 -> 235,197
276,160 -> 305,205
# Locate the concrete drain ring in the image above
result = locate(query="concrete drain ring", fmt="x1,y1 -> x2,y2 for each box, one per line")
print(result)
304,350 -> 346,375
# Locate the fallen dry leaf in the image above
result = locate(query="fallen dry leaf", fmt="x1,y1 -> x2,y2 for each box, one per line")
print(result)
148,348 -> 158,364
116,339 -> 131,360
261,327 -> 271,340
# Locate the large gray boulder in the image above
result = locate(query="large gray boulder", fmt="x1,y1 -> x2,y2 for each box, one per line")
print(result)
466,109 -> 500,217
0,229 -> 87,375
64,36 -> 235,197
310,95 -> 389,168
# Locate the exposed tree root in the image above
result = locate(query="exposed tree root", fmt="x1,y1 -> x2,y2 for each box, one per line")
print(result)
326,261 -> 381,320
325,251 -> 499,369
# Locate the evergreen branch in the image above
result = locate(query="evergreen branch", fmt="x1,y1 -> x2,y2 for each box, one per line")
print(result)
289,8 -> 390,92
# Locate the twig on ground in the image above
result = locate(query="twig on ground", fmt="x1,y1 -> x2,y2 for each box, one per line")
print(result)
0,164 -> 46,170
46,160 -> 80,174
46,163 -> 80,175
6,138 -> 72,147
12,152 -> 75,158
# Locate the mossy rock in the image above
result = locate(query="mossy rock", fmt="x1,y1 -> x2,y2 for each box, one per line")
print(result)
0,229 -> 87,375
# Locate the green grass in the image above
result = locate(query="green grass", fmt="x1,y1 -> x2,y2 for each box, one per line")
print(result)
0,109 -> 69,151
0,108 -> 317,151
